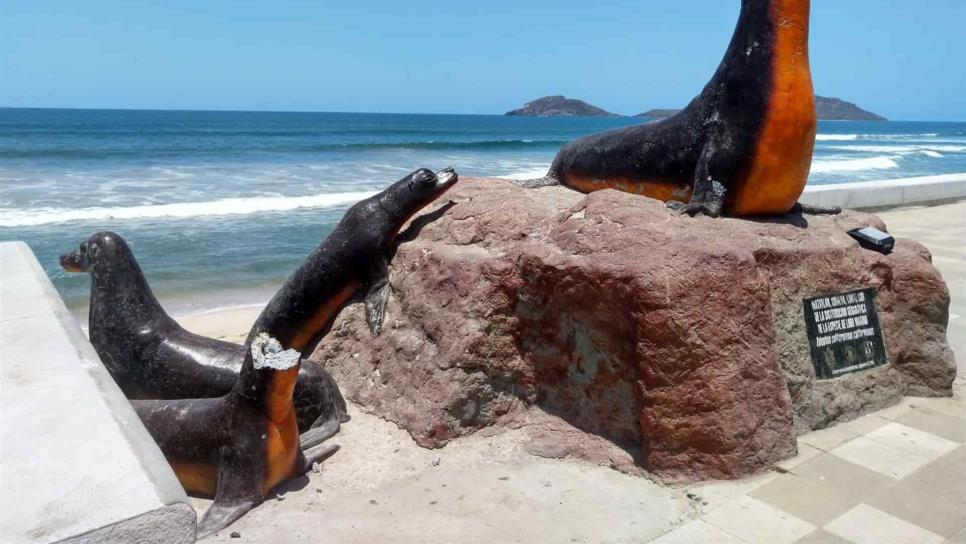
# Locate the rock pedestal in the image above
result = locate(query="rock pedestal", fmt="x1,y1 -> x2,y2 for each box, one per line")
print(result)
311,178 -> 956,482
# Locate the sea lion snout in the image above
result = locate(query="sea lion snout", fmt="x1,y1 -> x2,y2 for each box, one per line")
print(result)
435,167 -> 458,187
59,246 -> 89,273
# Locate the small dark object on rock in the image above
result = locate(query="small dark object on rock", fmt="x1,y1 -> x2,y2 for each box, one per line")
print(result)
772,465 -> 791,474
498,476 -> 510,481
369,499 -> 378,505
230,531 -> 241,538
315,488 -> 322,494
430,500 -> 438,505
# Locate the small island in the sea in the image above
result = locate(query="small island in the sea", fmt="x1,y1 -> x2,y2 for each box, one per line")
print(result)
505,95 -> 619,117
634,96 -> 886,121
507,95 -> 886,121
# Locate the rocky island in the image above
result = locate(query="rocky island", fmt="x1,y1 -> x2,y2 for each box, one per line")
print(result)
506,95 -> 885,121
635,96 -> 886,121
505,95 -> 618,117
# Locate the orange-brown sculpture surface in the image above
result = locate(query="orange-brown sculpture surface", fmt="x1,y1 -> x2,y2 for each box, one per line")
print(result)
525,0 -> 827,218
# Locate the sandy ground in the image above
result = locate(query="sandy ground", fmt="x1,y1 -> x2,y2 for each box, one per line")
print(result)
171,201 -> 963,543
180,309 -> 706,543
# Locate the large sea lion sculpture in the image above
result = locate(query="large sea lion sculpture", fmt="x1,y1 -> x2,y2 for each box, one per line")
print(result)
524,0 -> 837,218
245,167 -> 459,350
134,333 -> 338,537
60,232 -> 348,433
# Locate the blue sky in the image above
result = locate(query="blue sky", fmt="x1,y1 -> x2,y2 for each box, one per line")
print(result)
2,1 -> 964,120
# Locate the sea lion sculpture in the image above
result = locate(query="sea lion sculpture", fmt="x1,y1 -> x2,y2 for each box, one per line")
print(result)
245,167 -> 459,350
134,333 -> 337,538
524,0 -> 837,218
60,232 -> 348,433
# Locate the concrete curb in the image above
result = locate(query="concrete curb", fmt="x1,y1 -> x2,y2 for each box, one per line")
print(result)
0,242 -> 196,544
801,173 -> 966,210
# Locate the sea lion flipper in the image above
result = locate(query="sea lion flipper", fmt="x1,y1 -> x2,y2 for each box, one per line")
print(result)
668,141 -> 728,218
300,417 -> 341,449
364,260 -> 391,335
198,499 -> 257,540
794,202 -> 842,216
197,454 -> 261,539
303,443 -> 340,468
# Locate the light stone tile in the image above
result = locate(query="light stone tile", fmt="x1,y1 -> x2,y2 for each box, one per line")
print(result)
830,436 -> 927,479
864,422 -> 959,462
777,443 -> 824,471
794,529 -> 853,544
837,414 -> 891,436
909,396 -> 966,420
896,408 -> 966,443
875,400 -> 917,421
750,474 -> 859,526
650,519 -> 746,544
684,471 -> 778,516
825,504 -> 945,544
799,426 -> 859,452
702,496 -> 815,544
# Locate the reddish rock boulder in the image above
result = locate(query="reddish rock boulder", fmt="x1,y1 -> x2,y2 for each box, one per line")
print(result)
311,178 -> 956,482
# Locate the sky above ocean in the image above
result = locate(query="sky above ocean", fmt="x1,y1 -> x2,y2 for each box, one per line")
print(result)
1,1 -> 964,120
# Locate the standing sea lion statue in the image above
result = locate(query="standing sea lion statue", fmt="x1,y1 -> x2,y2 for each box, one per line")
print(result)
523,0 -> 838,218
245,167 -> 459,351
60,232 -> 348,434
134,333 -> 337,538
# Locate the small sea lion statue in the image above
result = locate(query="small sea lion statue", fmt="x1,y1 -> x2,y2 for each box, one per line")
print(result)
522,0 -> 839,218
61,232 -> 348,433
133,333 -> 338,538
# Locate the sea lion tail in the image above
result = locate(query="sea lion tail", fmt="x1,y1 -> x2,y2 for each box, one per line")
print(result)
794,202 -> 842,216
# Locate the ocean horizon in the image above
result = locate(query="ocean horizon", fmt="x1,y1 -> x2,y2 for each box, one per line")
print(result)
2,107 -> 964,317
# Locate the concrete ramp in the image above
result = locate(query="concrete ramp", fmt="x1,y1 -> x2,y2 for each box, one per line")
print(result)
0,242 -> 195,544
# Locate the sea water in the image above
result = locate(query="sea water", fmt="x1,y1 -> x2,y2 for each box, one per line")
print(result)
1,108 -> 964,314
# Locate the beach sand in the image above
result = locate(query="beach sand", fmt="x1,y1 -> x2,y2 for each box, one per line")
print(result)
177,304 -> 694,543
180,303 -> 697,542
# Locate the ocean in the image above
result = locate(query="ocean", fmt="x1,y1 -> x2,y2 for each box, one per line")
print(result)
1,108 -> 964,316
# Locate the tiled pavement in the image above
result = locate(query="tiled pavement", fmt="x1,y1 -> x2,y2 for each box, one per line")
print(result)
653,201 -> 966,544
655,386 -> 966,544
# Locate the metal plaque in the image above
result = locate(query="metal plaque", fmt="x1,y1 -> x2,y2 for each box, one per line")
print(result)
802,288 -> 888,380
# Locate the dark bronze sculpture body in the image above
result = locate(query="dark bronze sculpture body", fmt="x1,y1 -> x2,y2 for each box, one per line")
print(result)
525,0 -> 835,218
245,167 -> 458,351
133,333 -> 336,538
60,232 -> 348,433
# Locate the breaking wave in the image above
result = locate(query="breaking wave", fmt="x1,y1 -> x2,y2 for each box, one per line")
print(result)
0,191 -> 377,227
809,156 -> 901,174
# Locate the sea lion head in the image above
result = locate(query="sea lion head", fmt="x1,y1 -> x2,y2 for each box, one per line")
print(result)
60,231 -> 130,274
374,167 -> 458,235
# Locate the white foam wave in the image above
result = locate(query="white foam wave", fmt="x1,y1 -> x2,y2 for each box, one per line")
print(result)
816,134 -> 859,141
816,133 -> 947,142
921,150 -> 944,158
498,167 -> 551,181
0,191 -> 377,227
810,156 -> 900,174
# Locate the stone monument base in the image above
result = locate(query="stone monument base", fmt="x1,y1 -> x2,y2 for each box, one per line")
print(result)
311,179 -> 956,483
